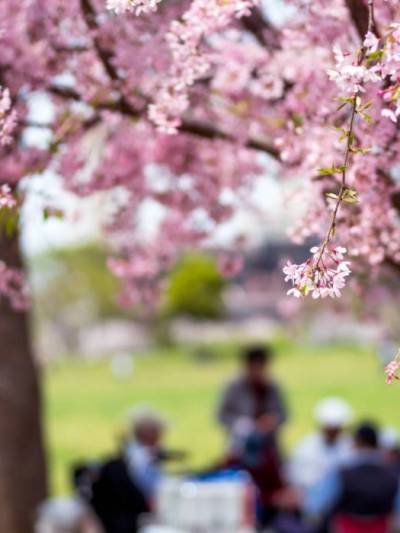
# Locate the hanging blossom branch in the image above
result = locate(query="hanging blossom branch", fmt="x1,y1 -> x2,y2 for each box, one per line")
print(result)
376,21 -> 400,385
377,24 -> 400,123
283,0 -> 378,300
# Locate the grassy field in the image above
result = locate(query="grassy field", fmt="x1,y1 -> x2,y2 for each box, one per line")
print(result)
44,338 -> 399,495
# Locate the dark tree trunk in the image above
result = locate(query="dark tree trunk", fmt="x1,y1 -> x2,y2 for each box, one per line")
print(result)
0,232 -> 47,533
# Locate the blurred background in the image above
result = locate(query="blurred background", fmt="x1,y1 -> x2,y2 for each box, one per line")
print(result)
21,187 -> 399,497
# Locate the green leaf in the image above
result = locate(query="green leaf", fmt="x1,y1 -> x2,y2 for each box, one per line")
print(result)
342,187 -> 359,204
336,96 -> 356,104
365,50 -> 384,65
359,112 -> 373,124
2,210 -> 19,239
43,207 -> 64,220
291,112 -> 303,128
325,192 -> 339,200
318,165 -> 347,175
359,101 -> 373,112
350,146 -> 371,154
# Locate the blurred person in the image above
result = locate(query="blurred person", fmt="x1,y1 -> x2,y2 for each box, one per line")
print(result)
124,408 -> 168,499
73,462 -> 102,503
217,344 -> 287,456
217,344 -> 288,527
304,421 -> 400,533
288,397 -> 353,493
90,408 -> 168,533
380,427 -> 400,477
36,497 -> 103,533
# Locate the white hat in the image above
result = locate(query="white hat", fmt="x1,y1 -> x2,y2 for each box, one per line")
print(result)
380,426 -> 400,449
314,397 -> 353,428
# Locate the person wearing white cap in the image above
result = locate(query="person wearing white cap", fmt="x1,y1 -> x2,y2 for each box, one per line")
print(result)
287,397 -> 353,493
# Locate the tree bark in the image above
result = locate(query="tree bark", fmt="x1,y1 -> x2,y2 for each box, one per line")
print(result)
0,232 -> 47,533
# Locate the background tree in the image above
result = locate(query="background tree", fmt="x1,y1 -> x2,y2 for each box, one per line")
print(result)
164,252 -> 225,319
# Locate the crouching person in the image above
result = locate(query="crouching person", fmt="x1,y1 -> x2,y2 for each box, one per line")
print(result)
304,422 -> 400,533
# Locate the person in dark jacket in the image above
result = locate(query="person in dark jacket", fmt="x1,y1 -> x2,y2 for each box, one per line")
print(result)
217,344 -> 288,527
305,422 -> 400,533
90,457 -> 150,533
217,344 -> 287,457
89,408 -> 167,533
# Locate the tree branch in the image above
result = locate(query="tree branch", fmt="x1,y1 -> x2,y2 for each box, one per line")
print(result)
241,8 -> 280,50
49,85 -> 279,159
179,119 -> 279,158
58,0 -> 281,160
80,0 -> 120,82
345,0 -> 379,40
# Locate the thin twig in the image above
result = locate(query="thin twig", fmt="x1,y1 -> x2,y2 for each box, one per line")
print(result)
315,0 -> 375,267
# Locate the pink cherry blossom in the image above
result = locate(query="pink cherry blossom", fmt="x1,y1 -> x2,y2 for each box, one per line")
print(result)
0,184 -> 16,209
0,87 -> 17,146
218,254 -> 243,279
385,354 -> 400,385
106,0 -> 163,15
148,0 -> 260,132
327,45 -> 380,93
284,246 -> 351,299
0,0 -> 399,340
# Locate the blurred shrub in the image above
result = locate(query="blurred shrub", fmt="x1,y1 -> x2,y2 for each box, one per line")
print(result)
164,252 -> 225,319
31,244 -> 128,322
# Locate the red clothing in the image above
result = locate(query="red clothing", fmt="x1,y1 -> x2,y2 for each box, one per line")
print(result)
333,514 -> 391,533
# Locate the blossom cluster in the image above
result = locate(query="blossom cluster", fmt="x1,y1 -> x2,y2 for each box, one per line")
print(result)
106,0 -> 163,15
377,24 -> 400,123
0,87 -> 17,146
284,246 -> 351,299
0,184 -> 16,209
327,43 -> 380,94
0,261 -> 29,311
385,352 -> 400,385
149,0 -> 260,133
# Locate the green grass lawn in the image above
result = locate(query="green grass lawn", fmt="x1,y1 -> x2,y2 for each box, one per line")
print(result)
44,338 -> 399,495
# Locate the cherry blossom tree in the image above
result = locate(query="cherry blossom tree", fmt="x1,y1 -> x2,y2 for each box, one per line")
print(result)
1,0 -> 400,528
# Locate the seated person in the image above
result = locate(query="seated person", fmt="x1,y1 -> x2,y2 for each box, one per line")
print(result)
124,408 -> 167,500
90,408 -> 167,533
304,422 -> 400,533
288,397 -> 353,493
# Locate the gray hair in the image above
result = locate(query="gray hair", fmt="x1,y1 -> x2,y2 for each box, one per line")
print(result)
127,407 -> 167,436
